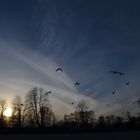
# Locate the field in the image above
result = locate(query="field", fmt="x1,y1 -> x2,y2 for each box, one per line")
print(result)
0,132 -> 140,140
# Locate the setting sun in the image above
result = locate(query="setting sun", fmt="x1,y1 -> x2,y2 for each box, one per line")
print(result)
4,108 -> 13,117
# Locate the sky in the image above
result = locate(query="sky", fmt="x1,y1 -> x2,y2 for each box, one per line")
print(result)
0,0 -> 140,118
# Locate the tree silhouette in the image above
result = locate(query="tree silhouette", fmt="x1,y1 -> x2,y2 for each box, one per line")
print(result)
77,100 -> 89,128
12,96 -> 25,128
25,87 -> 54,127
97,115 -> 105,128
0,99 -> 6,127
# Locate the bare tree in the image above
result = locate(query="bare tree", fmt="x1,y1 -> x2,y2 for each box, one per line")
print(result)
25,87 -> 53,127
12,96 -> 26,128
77,100 -> 89,112
0,99 -> 7,127
97,115 -> 105,128
0,99 -> 6,117
76,100 -> 89,128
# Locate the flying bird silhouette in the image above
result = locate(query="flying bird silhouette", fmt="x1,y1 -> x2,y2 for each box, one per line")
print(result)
110,71 -> 125,75
56,68 -> 63,72
70,101 -> 75,105
112,91 -> 115,95
74,82 -> 80,86
126,82 -> 130,86
46,91 -> 51,95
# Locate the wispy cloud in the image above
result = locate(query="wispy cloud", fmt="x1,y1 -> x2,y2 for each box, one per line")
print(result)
0,0 -> 140,118
0,41 -> 98,117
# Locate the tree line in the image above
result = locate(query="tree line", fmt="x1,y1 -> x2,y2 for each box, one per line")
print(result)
0,87 -> 140,132
0,87 -> 55,128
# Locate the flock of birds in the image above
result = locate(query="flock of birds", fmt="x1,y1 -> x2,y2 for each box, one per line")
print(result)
108,71 -> 139,108
56,68 -> 80,105
46,68 -> 139,110
56,68 -> 80,86
45,67 -> 80,106
105,70 -> 132,107
109,70 -> 130,96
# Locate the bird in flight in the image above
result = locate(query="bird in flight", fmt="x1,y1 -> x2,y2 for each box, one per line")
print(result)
70,101 -> 75,105
46,91 -> 51,95
126,82 -> 130,86
56,68 -> 63,72
112,91 -> 115,95
110,71 -> 125,75
74,82 -> 80,86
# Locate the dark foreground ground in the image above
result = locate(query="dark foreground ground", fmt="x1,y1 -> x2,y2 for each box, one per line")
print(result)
0,132 -> 140,140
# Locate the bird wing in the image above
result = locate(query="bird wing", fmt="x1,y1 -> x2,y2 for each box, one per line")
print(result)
119,72 -> 125,75
57,68 -> 63,72
56,68 -> 63,72
110,71 -> 117,73
75,82 -> 79,86
112,91 -> 115,94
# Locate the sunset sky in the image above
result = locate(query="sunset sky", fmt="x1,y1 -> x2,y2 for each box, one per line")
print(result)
0,0 -> 140,118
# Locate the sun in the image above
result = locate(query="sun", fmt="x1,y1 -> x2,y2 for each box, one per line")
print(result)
4,108 -> 13,117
